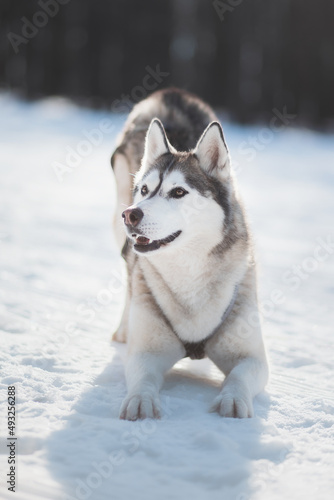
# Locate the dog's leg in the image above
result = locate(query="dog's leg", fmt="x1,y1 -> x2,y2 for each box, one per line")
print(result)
112,152 -> 132,250
112,286 -> 130,343
119,300 -> 185,420
119,350 -> 182,420
111,151 -> 133,343
206,301 -> 268,418
208,356 -> 268,418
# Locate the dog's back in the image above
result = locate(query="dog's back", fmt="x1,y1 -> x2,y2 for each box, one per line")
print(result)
111,88 -> 217,247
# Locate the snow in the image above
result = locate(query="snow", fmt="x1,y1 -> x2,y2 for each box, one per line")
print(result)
1,94 -> 334,500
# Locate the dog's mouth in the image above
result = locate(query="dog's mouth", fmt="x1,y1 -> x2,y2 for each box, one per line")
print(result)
132,230 -> 182,253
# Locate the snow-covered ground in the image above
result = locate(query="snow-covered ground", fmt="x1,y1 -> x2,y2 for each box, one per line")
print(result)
0,94 -> 334,500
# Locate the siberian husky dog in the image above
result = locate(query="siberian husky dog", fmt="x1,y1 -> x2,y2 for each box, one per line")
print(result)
111,88 -> 268,420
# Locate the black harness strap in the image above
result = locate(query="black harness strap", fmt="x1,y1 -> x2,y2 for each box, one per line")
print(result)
183,340 -> 207,360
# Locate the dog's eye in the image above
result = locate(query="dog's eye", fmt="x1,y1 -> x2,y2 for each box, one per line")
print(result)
141,185 -> 148,196
170,187 -> 188,199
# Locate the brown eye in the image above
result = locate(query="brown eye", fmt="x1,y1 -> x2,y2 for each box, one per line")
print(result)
171,187 -> 188,199
141,185 -> 148,196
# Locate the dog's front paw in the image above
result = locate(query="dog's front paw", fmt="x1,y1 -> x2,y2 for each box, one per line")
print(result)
210,389 -> 253,418
119,393 -> 161,421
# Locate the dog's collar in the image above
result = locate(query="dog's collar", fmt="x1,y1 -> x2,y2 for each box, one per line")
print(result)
182,285 -> 239,360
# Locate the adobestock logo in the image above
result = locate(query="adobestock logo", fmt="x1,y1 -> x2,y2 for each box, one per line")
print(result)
282,235 -> 334,291
7,0 -> 71,54
62,397 -> 179,500
234,234 -> 334,340
52,118 -> 115,182
213,0 -> 244,22
110,65 -> 170,114
232,106 -> 296,175
52,63 -> 170,183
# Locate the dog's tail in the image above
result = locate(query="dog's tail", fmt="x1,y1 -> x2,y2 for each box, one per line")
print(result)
111,147 -> 132,250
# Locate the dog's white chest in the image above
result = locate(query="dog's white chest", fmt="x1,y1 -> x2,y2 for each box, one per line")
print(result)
142,255 -> 237,343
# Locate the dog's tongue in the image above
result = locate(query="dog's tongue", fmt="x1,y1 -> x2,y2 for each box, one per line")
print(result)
136,236 -> 150,245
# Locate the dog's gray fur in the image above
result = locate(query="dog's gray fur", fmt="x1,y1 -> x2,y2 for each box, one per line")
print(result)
111,88 -> 268,420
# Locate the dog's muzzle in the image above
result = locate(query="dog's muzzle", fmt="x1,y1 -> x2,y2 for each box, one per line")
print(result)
121,207 -> 181,253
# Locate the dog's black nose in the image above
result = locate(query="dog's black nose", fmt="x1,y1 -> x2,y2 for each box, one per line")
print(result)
122,207 -> 144,227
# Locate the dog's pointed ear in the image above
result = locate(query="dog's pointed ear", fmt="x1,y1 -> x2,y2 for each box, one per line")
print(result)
142,119 -> 175,168
194,122 -> 230,179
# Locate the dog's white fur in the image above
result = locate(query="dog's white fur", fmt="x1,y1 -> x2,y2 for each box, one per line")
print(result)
111,90 -> 268,420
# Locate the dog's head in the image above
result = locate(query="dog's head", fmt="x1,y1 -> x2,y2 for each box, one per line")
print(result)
122,119 -> 233,255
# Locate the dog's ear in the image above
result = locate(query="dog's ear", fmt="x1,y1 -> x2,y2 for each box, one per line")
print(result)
194,122 -> 230,180
142,119 -> 175,168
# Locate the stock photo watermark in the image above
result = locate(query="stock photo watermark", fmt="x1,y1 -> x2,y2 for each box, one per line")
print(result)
238,107 -> 296,162
38,266 -> 127,363
236,443 -> 291,500
52,118 -> 115,182
282,236 -> 334,291
3,386 -> 18,493
7,0 -> 71,54
213,0 -> 244,22
232,106 -> 296,175
233,234 -> 334,340
52,64 -> 169,183
62,396 -> 179,500
110,65 -> 170,114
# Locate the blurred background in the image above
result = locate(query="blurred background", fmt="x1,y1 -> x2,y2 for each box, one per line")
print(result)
1,0 -> 334,128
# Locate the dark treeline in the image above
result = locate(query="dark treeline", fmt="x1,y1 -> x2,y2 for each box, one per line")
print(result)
0,0 -> 333,127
